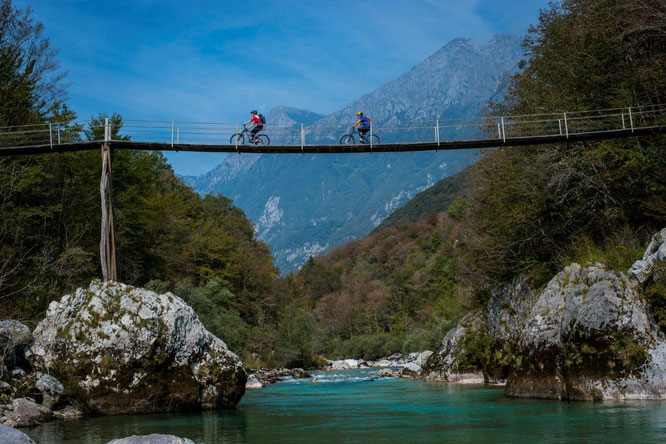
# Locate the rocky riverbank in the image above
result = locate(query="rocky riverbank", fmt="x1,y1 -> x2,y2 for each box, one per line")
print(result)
419,228 -> 666,400
325,351 -> 433,374
1,280 -> 247,432
243,351 -> 437,389
245,368 -> 311,389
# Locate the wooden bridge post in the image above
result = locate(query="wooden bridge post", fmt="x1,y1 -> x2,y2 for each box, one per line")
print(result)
100,134 -> 117,281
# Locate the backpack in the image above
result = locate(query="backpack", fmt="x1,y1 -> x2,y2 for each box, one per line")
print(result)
259,114 -> 266,124
366,116 -> 371,123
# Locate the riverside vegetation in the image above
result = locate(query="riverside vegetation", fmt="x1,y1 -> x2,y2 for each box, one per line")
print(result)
1,0 -> 665,386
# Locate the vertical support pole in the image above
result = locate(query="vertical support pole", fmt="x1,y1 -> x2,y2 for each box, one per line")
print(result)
104,117 -> 110,141
370,122 -> 373,152
621,114 -> 626,130
501,117 -> 506,143
497,123 -> 501,139
301,123 -> 305,153
564,113 -> 569,138
558,120 -> 563,135
171,121 -> 175,147
100,142 -> 117,282
49,123 -> 53,148
628,107 -> 634,132
436,119 -> 440,149
235,123 -> 239,154
57,128 -> 61,145
177,128 -> 180,144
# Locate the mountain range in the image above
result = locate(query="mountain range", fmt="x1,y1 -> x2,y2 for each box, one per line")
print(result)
183,34 -> 524,272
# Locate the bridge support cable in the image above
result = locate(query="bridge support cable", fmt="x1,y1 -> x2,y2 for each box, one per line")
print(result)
629,107 -> 634,132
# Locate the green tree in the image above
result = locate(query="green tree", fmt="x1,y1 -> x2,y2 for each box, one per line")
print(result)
463,0 -> 666,296
84,112 -> 129,141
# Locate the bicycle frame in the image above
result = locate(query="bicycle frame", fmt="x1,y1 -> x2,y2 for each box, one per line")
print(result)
350,127 -> 369,141
242,125 -> 259,141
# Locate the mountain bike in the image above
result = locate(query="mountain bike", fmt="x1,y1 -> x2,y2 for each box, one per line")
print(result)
339,127 -> 380,145
230,125 -> 270,146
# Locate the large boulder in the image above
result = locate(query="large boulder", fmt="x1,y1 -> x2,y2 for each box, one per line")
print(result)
26,280 -> 246,415
4,398 -> 52,427
0,320 -> 33,371
506,260 -> 666,400
0,321 -> 33,351
421,228 -> 666,398
245,374 -> 263,389
413,350 -> 433,368
34,374 -> 64,409
328,359 -> 360,370
0,423 -> 35,443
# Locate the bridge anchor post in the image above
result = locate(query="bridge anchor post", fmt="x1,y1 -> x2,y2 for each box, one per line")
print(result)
100,137 -> 117,281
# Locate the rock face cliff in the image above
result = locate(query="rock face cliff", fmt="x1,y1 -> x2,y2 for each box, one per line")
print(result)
27,281 -> 246,414
422,228 -> 666,400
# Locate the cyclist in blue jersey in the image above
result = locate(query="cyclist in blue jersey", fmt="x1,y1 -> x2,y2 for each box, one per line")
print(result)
353,111 -> 371,143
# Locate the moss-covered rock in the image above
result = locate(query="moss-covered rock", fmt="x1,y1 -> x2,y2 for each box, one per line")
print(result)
26,280 -> 246,415
420,310 -> 487,383
506,229 -> 666,400
504,260 -> 665,400
423,228 -> 666,400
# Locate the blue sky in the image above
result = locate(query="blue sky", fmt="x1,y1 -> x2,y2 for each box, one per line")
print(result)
19,0 -> 551,175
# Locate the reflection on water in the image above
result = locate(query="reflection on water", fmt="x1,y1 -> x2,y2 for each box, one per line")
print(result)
26,368 -> 666,443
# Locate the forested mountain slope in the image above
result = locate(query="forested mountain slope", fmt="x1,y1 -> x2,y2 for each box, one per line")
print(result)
373,169 -> 468,232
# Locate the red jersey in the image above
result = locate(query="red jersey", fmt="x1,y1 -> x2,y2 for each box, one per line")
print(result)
250,115 -> 263,127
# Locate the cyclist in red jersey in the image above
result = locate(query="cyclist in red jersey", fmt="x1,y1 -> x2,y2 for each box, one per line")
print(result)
244,110 -> 264,144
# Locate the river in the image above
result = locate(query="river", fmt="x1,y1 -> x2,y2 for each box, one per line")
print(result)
25,368 -> 666,443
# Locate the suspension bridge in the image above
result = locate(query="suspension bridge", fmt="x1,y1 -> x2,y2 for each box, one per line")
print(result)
0,104 -> 664,156
1,103 -> 664,281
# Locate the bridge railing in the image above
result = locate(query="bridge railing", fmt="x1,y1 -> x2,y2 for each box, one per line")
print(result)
1,104 -> 664,150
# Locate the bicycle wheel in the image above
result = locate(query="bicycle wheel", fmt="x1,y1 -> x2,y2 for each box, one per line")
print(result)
340,134 -> 355,145
230,134 -> 244,144
256,134 -> 270,146
370,134 -> 380,144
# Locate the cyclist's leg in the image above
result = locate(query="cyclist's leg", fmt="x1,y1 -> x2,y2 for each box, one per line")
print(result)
251,127 -> 260,143
359,128 -> 369,142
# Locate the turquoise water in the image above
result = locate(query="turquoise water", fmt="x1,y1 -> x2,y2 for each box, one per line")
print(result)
25,368 -> 666,443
